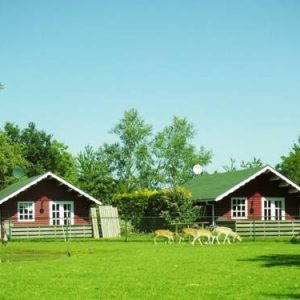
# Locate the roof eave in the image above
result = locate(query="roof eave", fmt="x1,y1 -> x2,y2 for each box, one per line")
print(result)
215,165 -> 300,202
0,171 -> 102,206
193,198 -> 216,202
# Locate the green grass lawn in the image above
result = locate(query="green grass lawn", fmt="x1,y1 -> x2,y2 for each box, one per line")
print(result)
0,239 -> 300,299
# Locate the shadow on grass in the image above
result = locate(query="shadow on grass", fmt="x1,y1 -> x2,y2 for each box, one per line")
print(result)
291,235 -> 300,244
239,254 -> 300,267
0,248 -> 72,262
263,293 -> 300,299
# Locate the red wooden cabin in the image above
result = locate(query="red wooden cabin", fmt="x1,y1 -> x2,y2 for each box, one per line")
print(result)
0,172 -> 101,236
184,166 -> 300,222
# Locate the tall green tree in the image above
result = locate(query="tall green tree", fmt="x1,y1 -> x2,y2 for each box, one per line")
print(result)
77,110 -> 213,199
108,109 -> 153,191
4,122 -> 20,143
277,137 -> 300,184
153,116 -> 212,187
0,132 -> 27,188
77,109 -> 155,200
3,122 -> 77,182
77,145 -> 117,203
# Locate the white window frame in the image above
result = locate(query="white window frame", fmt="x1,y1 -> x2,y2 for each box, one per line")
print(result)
261,197 -> 285,221
49,201 -> 74,225
231,197 -> 248,219
17,201 -> 35,222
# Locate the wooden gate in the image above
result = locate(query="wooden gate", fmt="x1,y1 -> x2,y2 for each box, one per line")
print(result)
90,206 -> 121,238
99,206 -> 120,238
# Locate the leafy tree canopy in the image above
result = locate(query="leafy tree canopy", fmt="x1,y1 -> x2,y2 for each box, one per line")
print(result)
76,110 -> 212,201
1,109 -> 213,203
0,132 -> 27,188
277,137 -> 300,185
109,109 -> 153,191
77,145 -> 117,203
2,122 -> 77,184
153,116 -> 212,187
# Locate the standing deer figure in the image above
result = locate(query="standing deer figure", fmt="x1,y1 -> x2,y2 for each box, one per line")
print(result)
192,229 -> 213,246
212,227 -> 242,244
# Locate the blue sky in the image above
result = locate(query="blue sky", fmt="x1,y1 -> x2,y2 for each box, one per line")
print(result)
0,0 -> 299,172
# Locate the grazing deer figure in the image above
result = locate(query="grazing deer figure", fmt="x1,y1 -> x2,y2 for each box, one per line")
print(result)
153,229 -> 175,245
179,228 -> 199,244
212,227 -> 242,244
192,229 -> 213,246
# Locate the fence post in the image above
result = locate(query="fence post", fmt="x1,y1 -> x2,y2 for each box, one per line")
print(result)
9,217 -> 12,239
0,211 -> 2,240
66,222 -> 69,241
124,216 -> 128,242
253,220 -> 256,242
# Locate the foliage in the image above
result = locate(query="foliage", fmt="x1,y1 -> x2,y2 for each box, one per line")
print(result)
112,187 -> 198,231
0,133 -> 27,188
0,82 -> 4,90
119,219 -> 135,235
0,122 -> 77,186
277,136 -> 300,184
77,145 -> 117,203
77,110 -> 212,201
240,157 -> 263,169
109,108 -> 153,191
222,157 -> 237,172
1,109 -> 213,199
112,189 -> 152,227
76,109 -> 155,199
153,116 -> 212,187
223,157 -> 263,172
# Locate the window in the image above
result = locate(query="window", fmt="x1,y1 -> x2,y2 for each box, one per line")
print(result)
18,202 -> 35,221
262,197 -> 285,220
50,201 -> 74,225
231,198 -> 247,219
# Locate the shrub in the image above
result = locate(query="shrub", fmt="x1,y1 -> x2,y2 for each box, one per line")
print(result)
112,187 -> 199,232
119,219 -> 135,236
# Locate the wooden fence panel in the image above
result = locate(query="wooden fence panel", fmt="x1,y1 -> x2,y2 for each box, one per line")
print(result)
10,225 -> 93,239
90,207 -> 100,238
235,221 -> 300,238
99,206 -> 121,238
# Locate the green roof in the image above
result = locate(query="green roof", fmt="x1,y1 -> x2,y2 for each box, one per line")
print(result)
0,175 -> 42,202
184,167 -> 263,201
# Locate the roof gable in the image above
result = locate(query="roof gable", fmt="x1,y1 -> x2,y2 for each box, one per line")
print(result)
0,175 -> 42,202
184,167 -> 262,201
184,165 -> 300,202
0,172 -> 101,205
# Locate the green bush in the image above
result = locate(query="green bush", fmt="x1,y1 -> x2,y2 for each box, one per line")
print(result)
119,219 -> 135,236
112,187 -> 200,232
